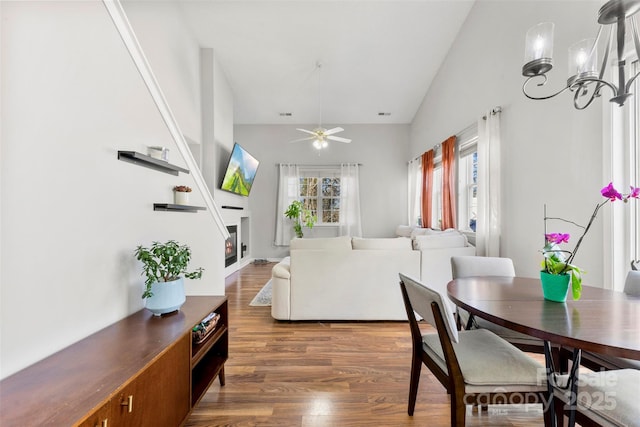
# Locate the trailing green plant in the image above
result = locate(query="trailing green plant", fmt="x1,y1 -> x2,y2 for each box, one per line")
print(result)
284,200 -> 317,238
135,240 -> 203,299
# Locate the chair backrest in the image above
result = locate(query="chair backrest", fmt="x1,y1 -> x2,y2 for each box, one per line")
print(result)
624,270 -> 640,297
399,273 -> 459,343
451,255 -> 516,279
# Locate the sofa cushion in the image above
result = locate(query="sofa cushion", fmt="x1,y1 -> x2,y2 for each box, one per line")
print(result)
410,227 -> 458,238
413,233 -> 467,250
290,236 -> 352,250
352,237 -> 412,250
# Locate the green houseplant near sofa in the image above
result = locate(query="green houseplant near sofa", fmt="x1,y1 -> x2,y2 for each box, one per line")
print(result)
284,200 -> 317,238
135,240 -> 203,316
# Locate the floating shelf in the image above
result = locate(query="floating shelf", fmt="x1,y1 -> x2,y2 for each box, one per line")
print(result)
154,203 -> 206,213
117,151 -> 190,176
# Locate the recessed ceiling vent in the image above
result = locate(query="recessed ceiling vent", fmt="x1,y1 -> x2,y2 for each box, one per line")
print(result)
378,112 -> 391,116
279,112 -> 293,117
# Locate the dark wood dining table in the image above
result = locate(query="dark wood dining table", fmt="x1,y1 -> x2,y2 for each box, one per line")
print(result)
447,276 -> 640,360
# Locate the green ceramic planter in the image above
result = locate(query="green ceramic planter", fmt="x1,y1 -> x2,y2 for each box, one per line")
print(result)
540,271 -> 570,303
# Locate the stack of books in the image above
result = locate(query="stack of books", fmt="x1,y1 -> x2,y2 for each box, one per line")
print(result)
192,311 -> 220,344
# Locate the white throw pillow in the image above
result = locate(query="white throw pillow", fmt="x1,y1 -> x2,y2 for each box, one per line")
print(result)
290,236 -> 352,250
413,234 -> 467,250
352,237 -> 413,250
395,225 -> 415,238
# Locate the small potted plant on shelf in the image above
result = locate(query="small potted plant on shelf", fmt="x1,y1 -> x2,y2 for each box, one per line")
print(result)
135,240 -> 204,316
284,200 -> 317,238
173,185 -> 192,205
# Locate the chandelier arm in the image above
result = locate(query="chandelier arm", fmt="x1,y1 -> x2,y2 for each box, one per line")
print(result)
571,76 -> 619,94
522,75 -> 573,100
625,70 -> 640,93
573,84 -> 601,110
633,16 -> 640,63
598,26 -> 613,83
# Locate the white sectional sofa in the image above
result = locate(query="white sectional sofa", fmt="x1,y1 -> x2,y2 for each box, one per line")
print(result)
271,231 -> 475,321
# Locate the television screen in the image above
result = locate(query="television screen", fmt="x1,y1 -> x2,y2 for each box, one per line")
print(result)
220,143 -> 260,197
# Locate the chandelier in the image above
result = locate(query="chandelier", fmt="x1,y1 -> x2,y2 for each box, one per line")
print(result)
521,0 -> 640,109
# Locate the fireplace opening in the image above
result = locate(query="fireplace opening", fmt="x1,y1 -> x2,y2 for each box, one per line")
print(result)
225,225 -> 238,267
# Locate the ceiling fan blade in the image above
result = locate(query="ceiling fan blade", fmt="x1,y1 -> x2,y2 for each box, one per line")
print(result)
296,128 -> 318,136
289,136 -> 315,143
324,127 -> 344,135
327,135 -> 351,143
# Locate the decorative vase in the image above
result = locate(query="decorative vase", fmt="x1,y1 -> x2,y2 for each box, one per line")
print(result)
540,271 -> 570,303
174,191 -> 189,205
145,277 -> 186,316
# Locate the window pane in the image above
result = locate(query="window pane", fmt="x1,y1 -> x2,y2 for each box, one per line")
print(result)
322,177 -> 340,197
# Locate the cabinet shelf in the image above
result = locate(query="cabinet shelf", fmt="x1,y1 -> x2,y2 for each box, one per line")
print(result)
192,325 -> 227,365
117,150 -> 190,176
154,204 -> 206,213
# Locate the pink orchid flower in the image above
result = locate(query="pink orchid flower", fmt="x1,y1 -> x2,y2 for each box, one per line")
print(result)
601,182 -> 622,201
630,186 -> 640,199
545,233 -> 570,244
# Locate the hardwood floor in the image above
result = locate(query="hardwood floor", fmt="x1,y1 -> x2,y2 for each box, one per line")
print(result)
185,262 -> 548,426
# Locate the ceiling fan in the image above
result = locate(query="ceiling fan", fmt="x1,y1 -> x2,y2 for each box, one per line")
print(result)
289,62 -> 352,150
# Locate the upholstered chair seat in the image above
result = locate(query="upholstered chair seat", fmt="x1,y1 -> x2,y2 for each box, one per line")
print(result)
553,369 -> 640,427
399,273 -> 552,426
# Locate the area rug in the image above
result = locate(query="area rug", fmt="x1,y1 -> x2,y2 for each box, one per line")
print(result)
249,280 -> 272,306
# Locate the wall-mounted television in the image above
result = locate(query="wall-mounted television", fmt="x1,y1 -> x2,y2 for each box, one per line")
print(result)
220,143 -> 260,197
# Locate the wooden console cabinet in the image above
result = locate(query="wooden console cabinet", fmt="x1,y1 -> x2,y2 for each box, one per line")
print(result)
0,296 -> 228,426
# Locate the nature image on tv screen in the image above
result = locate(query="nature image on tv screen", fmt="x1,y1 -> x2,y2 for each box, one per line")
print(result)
220,143 -> 259,196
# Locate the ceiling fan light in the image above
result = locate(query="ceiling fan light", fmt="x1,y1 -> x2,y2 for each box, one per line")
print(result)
313,140 -> 322,150
321,140 -> 328,148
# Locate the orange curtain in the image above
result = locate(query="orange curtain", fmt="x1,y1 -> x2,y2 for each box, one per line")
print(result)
441,136 -> 457,230
420,150 -> 434,228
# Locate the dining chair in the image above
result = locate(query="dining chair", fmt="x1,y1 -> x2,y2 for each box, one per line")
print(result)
450,256 -> 556,362
398,273 -> 552,426
552,368 -> 640,427
562,270 -> 640,372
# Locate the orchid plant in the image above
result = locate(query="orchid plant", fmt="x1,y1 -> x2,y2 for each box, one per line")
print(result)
542,182 -> 639,300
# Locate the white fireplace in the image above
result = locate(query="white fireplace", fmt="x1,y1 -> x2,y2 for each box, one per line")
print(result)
222,209 -> 251,276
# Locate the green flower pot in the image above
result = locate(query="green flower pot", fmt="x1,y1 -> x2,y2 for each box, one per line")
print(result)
540,271 -> 570,303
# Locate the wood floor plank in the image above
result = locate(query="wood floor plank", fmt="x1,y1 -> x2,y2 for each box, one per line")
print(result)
185,262 -> 551,427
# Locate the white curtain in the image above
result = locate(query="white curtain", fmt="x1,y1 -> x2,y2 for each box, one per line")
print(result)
339,163 -> 362,237
476,110 -> 502,256
407,157 -> 421,226
274,164 -> 300,246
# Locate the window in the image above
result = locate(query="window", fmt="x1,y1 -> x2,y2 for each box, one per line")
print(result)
299,170 -> 341,225
457,128 -> 479,233
605,52 -> 639,290
410,125 -> 479,231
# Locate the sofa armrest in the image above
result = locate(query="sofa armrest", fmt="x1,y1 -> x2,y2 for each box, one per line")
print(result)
271,257 -> 291,320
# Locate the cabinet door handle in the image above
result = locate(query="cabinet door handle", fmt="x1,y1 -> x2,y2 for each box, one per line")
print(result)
121,395 -> 133,413
102,419 -> 108,427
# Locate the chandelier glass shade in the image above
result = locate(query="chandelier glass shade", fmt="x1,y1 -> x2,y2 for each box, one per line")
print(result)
522,0 -> 640,109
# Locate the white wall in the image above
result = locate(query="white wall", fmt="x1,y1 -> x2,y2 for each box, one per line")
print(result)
235,124 -> 410,260
0,1 -> 225,378
410,1 -> 605,284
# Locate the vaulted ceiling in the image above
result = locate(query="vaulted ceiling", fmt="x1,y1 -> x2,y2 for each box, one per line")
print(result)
175,1 -> 475,125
